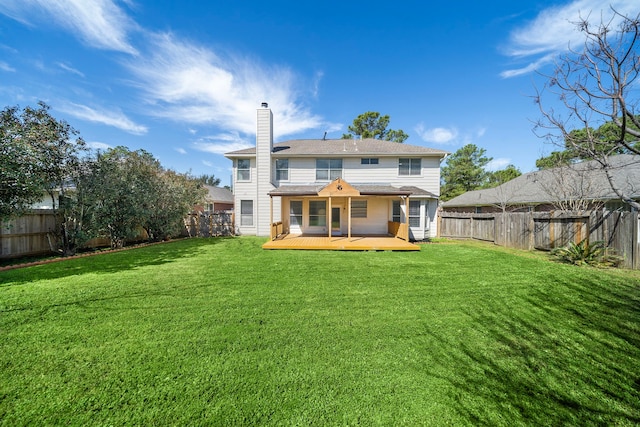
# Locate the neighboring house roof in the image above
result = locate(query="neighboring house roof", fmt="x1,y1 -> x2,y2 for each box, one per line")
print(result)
225,138 -> 449,158
204,185 -> 234,203
442,154 -> 640,207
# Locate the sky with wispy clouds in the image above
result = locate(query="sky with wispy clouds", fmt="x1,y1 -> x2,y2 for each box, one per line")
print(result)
0,0 -> 637,185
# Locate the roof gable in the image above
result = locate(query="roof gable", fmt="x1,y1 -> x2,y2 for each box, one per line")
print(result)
318,178 -> 360,197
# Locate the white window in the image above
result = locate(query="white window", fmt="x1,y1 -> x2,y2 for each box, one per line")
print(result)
351,200 -> 367,218
409,200 -> 421,227
240,200 -> 253,226
309,200 -> 326,226
237,159 -> 250,181
361,158 -> 379,165
399,158 -> 421,176
276,159 -> 289,181
316,159 -> 342,181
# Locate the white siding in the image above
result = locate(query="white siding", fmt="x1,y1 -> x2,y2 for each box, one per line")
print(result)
280,156 -> 441,197
255,108 -> 274,236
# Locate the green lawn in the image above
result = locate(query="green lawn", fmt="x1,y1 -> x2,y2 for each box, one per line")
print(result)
1,237 -> 639,426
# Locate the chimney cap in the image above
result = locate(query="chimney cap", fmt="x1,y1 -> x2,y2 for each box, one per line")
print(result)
261,102 -> 269,108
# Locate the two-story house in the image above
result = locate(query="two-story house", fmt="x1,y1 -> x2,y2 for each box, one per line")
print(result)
224,103 -> 448,249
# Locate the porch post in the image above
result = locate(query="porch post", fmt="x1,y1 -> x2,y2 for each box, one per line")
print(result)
348,197 -> 352,239
405,196 -> 410,239
269,196 -> 274,240
327,197 -> 332,238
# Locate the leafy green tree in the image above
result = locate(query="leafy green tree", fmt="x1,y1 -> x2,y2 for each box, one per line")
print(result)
195,173 -> 221,187
536,121 -> 640,169
440,144 -> 492,201
342,111 -> 409,143
142,170 -> 206,242
0,102 -> 88,255
84,147 -> 150,248
83,146 -> 206,247
483,165 -> 521,188
0,105 -> 43,220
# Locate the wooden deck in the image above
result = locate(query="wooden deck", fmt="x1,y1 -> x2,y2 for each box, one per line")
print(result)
262,234 -> 420,251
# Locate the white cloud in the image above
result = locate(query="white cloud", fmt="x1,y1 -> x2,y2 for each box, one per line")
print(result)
312,70 -> 324,98
124,32 -> 324,139
502,0 -> 639,77
87,141 -> 112,151
175,147 -> 187,155
415,123 -> 459,145
58,102 -> 148,135
486,158 -> 512,171
57,62 -> 85,78
0,61 -> 15,72
192,132 -> 253,155
0,0 -> 137,54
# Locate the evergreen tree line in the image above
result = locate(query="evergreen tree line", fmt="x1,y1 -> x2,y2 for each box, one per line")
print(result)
1,102 -> 208,256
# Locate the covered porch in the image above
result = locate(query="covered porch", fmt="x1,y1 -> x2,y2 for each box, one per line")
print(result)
264,178 -> 419,251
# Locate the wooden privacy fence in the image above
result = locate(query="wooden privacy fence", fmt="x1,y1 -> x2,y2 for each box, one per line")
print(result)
2,210 -> 236,259
184,211 -> 235,238
1,210 -> 57,259
438,210 -> 640,269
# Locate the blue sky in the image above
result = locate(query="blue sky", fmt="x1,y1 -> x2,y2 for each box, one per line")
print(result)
1,0 -> 637,187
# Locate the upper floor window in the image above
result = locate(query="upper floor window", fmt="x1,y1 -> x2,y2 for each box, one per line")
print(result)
316,159 -> 342,181
399,158 -> 421,176
361,158 -> 379,165
237,159 -> 250,181
276,159 -> 289,181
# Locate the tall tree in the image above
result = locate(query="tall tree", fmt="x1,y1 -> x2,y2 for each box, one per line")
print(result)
534,8 -> 640,209
195,173 -> 221,187
482,165 -> 522,189
0,105 -> 43,220
342,111 -> 409,143
440,144 -> 492,201
0,102 -> 88,255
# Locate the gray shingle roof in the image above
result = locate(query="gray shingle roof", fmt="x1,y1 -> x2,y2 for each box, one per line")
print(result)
225,138 -> 449,157
204,185 -> 234,203
442,154 -> 640,207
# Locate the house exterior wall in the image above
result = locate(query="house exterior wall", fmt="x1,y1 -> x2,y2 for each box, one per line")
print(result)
233,158 -> 258,235
279,196 -> 397,236
229,106 -> 445,238
273,156 -> 441,196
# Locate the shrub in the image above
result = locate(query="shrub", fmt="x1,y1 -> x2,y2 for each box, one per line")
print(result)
550,240 -> 623,268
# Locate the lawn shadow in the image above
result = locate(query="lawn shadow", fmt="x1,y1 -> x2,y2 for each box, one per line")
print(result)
423,274 -> 640,425
0,237 -> 227,286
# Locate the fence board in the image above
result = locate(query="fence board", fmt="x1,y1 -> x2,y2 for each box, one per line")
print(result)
439,210 -> 639,269
184,211 -> 235,238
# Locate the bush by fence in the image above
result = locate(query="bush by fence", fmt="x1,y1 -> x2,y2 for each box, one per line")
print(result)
438,210 -> 640,269
1,210 -> 236,259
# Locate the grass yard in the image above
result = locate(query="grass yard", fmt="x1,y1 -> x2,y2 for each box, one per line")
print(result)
1,237 -> 639,426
